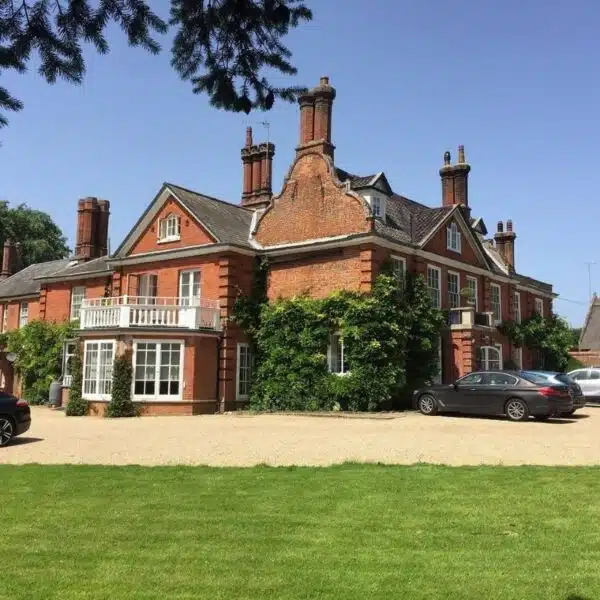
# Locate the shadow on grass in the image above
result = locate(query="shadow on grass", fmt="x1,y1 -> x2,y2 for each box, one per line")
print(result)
566,595 -> 592,600
7,437 -> 44,447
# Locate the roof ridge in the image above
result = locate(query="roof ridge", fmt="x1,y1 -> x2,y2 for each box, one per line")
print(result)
165,182 -> 253,213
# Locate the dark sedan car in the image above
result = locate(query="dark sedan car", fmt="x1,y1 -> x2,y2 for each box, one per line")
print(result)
0,393 -> 31,446
413,370 -> 574,421
518,370 -> 586,415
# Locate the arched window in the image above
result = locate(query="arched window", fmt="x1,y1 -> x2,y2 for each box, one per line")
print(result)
478,345 -> 502,371
158,213 -> 181,241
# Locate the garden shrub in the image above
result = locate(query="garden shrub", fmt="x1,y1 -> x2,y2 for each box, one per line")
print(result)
106,352 -> 136,418
65,343 -> 86,416
0,320 -> 73,404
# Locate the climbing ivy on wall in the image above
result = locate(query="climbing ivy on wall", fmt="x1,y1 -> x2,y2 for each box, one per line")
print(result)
233,263 -> 445,412
0,320 -> 74,404
500,313 -> 573,372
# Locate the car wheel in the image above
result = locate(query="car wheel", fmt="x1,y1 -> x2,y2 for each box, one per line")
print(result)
0,417 -> 14,447
505,398 -> 529,422
417,394 -> 438,416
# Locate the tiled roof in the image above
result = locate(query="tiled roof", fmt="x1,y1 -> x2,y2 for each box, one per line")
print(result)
166,183 -> 253,247
580,298 -> 600,350
334,168 -> 378,189
0,259 -> 70,299
35,256 -> 112,282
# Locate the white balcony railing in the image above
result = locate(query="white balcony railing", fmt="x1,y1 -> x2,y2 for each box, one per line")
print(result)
79,296 -> 221,331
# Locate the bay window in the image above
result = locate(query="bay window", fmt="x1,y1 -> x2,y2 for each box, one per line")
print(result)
133,341 -> 182,400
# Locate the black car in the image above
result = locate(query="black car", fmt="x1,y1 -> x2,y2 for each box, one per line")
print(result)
0,393 -> 31,446
517,370 -> 586,415
413,370 -> 574,422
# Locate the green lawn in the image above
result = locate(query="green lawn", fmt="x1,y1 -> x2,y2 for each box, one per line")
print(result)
1,464 -> 599,600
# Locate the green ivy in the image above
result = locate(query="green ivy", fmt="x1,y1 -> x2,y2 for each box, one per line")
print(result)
0,320 -> 74,404
500,313 -> 573,372
106,352 -> 136,418
65,343 -> 86,416
239,268 -> 444,412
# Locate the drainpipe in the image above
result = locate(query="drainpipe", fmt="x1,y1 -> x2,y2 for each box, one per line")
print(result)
215,336 -> 221,414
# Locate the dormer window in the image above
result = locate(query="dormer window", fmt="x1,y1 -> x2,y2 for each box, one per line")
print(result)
446,221 -> 461,253
158,214 -> 181,242
372,196 -> 382,218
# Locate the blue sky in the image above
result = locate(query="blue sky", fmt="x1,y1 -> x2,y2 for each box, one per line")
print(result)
1,0 -> 598,325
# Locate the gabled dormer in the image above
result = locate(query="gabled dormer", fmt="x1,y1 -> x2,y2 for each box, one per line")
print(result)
336,171 -> 393,221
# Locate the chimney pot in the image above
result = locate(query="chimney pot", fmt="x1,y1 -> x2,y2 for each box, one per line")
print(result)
506,219 -> 513,232
320,76 -> 329,86
457,145 -> 466,164
443,151 -> 451,166
245,126 -> 253,147
497,221 -> 504,233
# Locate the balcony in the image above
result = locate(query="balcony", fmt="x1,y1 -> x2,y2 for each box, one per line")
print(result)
448,307 -> 494,329
79,296 -> 221,331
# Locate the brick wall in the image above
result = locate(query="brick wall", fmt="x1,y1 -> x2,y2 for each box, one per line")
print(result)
255,152 -> 371,247
41,279 -> 108,322
422,218 -> 487,268
129,196 -> 216,255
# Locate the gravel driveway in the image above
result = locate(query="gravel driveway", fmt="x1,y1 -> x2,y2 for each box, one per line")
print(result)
1,406 -> 599,466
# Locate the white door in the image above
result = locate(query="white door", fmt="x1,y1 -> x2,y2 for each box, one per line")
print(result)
179,270 -> 201,306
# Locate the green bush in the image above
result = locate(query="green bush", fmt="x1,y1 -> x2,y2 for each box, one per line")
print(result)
106,352 -> 136,418
0,320 -> 73,404
241,269 -> 444,412
65,343 -> 86,416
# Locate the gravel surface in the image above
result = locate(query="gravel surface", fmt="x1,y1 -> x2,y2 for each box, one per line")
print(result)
2,406 -> 599,466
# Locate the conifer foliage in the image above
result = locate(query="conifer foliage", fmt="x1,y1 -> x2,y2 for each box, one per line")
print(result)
0,0 -> 312,127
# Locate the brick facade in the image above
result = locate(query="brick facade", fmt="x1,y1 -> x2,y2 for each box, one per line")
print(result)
0,75 -> 555,415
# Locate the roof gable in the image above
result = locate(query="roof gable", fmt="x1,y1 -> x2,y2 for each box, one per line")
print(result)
419,207 -> 492,269
580,298 -> 600,350
113,183 -> 254,258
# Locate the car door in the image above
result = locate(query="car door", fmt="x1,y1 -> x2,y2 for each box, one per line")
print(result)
586,369 -> 600,398
473,372 -> 520,415
448,373 -> 487,414
570,369 -> 591,396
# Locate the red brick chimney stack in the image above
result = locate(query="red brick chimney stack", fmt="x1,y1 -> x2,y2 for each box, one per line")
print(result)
494,220 -> 516,272
1,240 -> 14,280
74,197 -> 111,260
439,145 -> 471,218
297,76 -> 336,159
240,128 -> 276,209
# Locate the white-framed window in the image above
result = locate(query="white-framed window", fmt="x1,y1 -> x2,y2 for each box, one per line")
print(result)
432,336 -> 443,385
427,265 -> 441,309
513,291 -> 521,324
19,301 -> 28,328
158,213 -> 181,242
179,270 -> 201,306
535,298 -> 544,316
466,276 -> 478,310
478,345 -> 503,371
70,286 -> 86,321
391,255 -> 406,285
62,341 -> 77,387
133,340 -> 182,400
490,283 -> 502,324
83,340 -> 115,399
371,196 -> 382,218
138,274 -> 158,304
328,333 -> 349,375
447,271 -> 460,309
237,343 -> 253,399
512,346 -> 523,369
446,221 -> 461,253
2,303 -> 7,333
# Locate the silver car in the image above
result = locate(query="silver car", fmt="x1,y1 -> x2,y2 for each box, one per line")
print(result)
567,367 -> 600,400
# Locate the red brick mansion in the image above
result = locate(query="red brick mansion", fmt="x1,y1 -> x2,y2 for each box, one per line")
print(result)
0,76 -> 554,415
